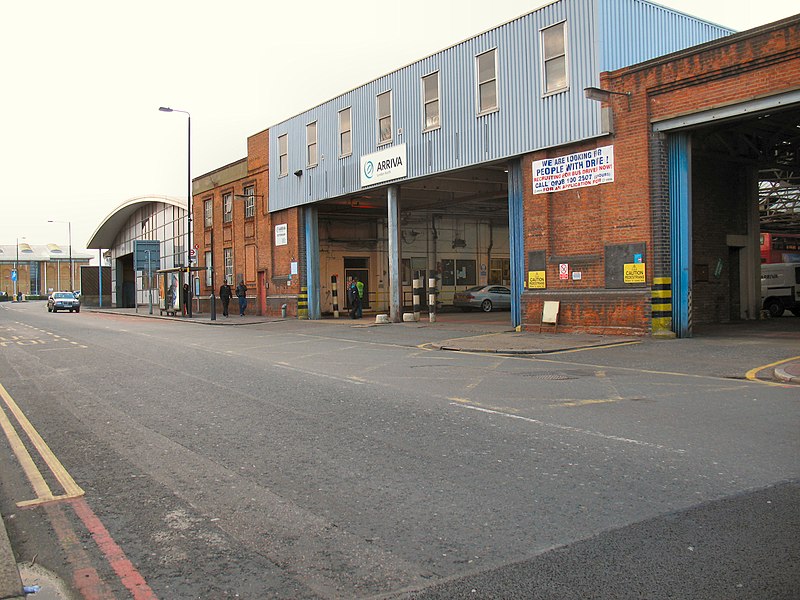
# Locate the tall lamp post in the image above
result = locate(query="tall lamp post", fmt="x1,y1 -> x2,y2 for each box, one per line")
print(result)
13,237 -> 24,300
159,106 -> 193,317
48,220 -> 73,291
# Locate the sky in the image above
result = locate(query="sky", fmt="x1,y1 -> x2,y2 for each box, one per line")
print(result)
2,0 -> 797,257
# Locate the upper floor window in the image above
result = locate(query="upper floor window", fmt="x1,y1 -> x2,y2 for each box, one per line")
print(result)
542,22 -> 568,94
422,72 -> 440,131
306,121 -> 318,167
338,107 -> 352,157
278,134 -> 288,177
203,198 -> 213,228
377,90 -> 392,144
223,192 -> 233,223
476,49 -> 497,114
243,185 -> 255,218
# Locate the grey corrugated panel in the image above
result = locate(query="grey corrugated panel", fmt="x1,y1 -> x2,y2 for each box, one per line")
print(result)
269,0 -> 731,212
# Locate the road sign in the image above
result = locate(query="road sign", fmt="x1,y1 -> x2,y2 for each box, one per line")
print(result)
133,240 -> 161,272
189,248 -> 197,258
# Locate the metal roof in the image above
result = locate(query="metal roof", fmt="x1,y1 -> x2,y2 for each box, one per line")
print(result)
0,244 -> 94,262
86,195 -> 186,249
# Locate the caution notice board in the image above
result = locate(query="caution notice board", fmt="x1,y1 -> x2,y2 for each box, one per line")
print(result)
624,263 -> 646,284
528,271 -> 546,289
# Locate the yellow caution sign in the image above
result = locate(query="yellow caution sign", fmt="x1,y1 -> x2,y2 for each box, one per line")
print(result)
528,270 -> 546,289
624,263 -> 646,284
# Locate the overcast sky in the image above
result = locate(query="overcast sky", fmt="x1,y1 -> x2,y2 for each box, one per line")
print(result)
2,0 -> 797,255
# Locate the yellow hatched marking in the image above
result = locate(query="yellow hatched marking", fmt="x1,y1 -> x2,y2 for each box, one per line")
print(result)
0,382 -> 84,507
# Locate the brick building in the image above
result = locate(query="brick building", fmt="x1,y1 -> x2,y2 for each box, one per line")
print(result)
520,14 -> 800,336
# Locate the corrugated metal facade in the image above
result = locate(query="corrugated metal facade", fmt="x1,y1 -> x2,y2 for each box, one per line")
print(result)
269,0 -> 732,211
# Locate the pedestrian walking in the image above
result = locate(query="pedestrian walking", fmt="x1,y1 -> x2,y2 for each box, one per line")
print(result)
182,283 -> 189,316
219,280 -> 232,317
236,280 -> 248,316
347,277 -> 358,319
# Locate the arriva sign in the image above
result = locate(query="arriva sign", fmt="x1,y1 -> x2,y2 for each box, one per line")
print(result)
360,144 -> 407,187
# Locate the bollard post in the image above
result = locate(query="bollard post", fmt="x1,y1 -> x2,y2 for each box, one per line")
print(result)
428,275 -> 437,323
298,287 -> 308,319
331,275 -> 339,319
210,293 -> 216,321
412,272 -> 421,322
281,303 -> 287,318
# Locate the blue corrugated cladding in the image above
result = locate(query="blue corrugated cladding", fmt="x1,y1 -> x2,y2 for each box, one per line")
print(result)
597,0 -> 734,71
270,0 -> 732,211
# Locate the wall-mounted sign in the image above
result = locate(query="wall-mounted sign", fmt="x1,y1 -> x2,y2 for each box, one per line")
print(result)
528,270 -> 546,289
624,263 -> 646,284
559,263 -> 569,280
572,271 -> 582,280
275,224 -> 288,246
532,145 -> 615,194
360,144 -> 407,187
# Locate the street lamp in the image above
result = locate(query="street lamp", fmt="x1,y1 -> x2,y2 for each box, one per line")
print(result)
13,237 -> 24,300
159,106 -> 193,317
48,220 -> 73,291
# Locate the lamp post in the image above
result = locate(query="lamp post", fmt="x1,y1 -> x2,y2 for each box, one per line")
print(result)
48,220 -> 73,291
13,237 -> 24,300
159,106 -> 193,317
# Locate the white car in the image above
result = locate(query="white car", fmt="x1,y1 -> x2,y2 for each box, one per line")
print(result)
48,291 -> 81,313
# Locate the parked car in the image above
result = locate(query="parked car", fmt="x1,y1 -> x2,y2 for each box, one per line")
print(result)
453,285 -> 511,312
48,291 -> 81,313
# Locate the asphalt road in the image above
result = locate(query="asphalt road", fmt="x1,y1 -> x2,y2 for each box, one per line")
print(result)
0,301 -> 797,599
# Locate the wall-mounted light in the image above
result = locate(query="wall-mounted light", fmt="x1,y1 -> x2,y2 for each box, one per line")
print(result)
584,87 -> 631,110
294,169 -> 303,177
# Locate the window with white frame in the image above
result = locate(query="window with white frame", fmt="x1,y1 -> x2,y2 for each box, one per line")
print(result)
422,72 -> 440,131
338,107 -> 351,157
476,49 -> 497,114
204,198 -> 212,227
542,22 -> 568,94
278,134 -> 288,176
243,185 -> 255,218
223,248 -> 233,285
377,91 -> 392,144
204,251 -> 212,287
306,121 -> 318,167
223,192 -> 232,223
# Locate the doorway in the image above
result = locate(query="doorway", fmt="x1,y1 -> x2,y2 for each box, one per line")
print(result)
344,257 -> 369,310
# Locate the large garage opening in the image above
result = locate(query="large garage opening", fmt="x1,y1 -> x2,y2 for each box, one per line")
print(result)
313,162 -> 511,318
668,102 -> 800,335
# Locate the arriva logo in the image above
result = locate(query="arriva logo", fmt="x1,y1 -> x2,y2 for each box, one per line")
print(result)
364,161 -> 375,179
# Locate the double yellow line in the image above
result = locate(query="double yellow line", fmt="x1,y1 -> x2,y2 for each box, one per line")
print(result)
0,382 -> 84,507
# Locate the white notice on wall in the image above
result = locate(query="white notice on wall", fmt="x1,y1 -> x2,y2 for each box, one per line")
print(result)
532,145 -> 614,194
275,223 -> 288,246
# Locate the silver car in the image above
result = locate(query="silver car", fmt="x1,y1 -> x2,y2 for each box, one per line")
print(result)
453,285 -> 511,312
48,291 -> 81,313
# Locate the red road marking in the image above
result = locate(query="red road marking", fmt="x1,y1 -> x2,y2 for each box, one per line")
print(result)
71,498 -> 158,600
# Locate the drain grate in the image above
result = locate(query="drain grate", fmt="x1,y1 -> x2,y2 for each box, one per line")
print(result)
520,372 -> 577,380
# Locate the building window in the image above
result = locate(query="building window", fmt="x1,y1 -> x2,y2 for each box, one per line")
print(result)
243,185 -> 255,218
422,72 -> 440,131
204,198 -> 213,228
377,90 -> 392,144
224,248 -> 233,285
306,121 -> 318,167
476,49 -> 497,114
204,251 -> 212,287
278,134 -> 288,176
542,22 -> 568,94
223,192 -> 232,223
338,107 -> 351,157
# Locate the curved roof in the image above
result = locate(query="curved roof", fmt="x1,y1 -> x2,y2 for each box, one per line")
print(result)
86,195 -> 186,249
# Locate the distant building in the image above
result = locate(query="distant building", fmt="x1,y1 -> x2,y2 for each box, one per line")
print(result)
0,243 -> 92,296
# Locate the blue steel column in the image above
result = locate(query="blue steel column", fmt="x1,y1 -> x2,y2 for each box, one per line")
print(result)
507,159 -> 524,329
387,185 -> 401,322
304,205 -> 321,319
669,133 -> 692,338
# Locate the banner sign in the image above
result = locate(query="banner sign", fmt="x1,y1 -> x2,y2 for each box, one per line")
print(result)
533,145 -> 614,194
360,144 -> 407,187
133,240 -> 161,272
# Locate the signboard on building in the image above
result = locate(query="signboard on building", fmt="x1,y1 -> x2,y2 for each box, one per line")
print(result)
532,146 -> 614,194
133,240 -> 161,272
275,224 -> 288,246
624,262 -> 646,284
360,144 -> 407,187
528,270 -> 546,289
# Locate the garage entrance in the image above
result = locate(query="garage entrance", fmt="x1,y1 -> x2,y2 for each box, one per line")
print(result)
663,99 -> 800,337
313,162 -> 512,320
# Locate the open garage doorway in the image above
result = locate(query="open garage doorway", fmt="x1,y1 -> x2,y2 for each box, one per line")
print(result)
665,103 -> 800,337
313,162 -> 511,320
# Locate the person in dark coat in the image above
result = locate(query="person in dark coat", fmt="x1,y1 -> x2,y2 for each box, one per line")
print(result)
235,280 -> 248,316
219,280 -> 232,317
182,283 -> 189,316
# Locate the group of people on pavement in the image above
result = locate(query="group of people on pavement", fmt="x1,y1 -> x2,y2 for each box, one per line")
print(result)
218,280 -> 248,317
347,276 -> 364,319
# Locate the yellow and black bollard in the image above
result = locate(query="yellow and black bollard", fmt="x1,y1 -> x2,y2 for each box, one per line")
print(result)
298,287 -> 308,320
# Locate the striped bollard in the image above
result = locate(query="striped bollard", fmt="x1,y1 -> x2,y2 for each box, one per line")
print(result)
298,286 -> 308,320
331,275 -> 339,318
412,273 -> 421,321
428,275 -> 437,323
